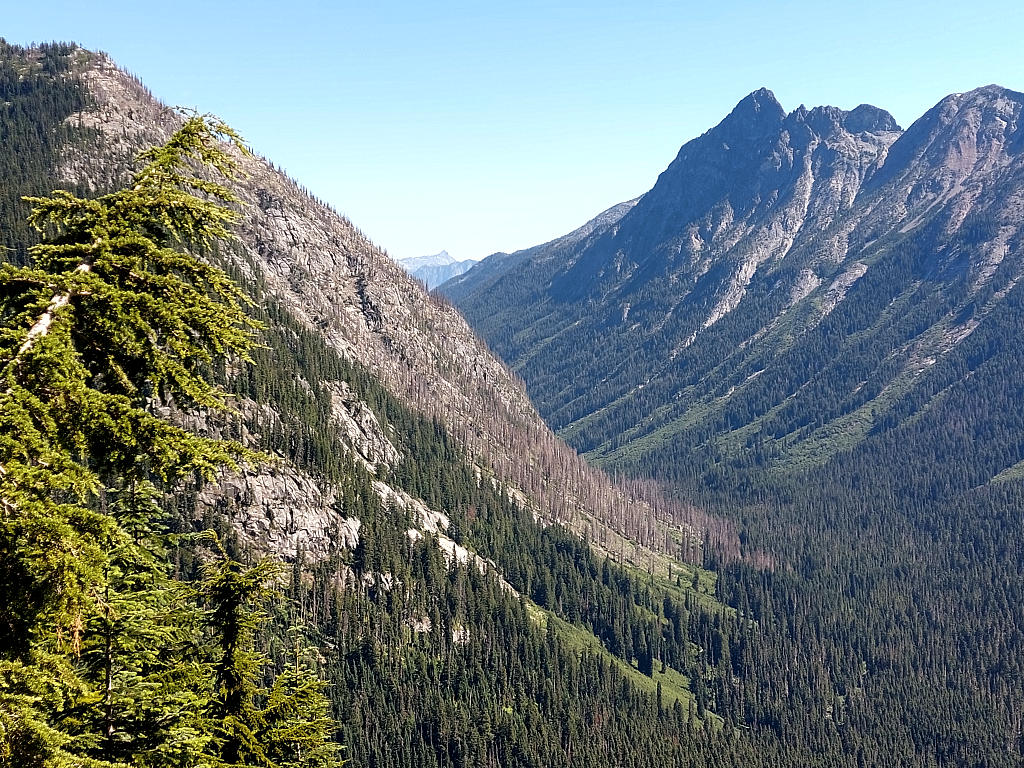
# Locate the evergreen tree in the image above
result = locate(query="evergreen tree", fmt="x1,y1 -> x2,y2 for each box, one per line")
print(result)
0,110 -> 255,664
200,549 -> 341,768
72,479 -> 212,766
0,113 -> 338,767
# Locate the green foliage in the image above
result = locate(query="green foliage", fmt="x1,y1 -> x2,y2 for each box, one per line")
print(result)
0,40 -> 749,768
13,39 -> 1021,768
0,110 -> 256,662
310,523 -> 758,768
200,551 -> 341,768
0,112 -> 337,768
212,251 -> 763,765
71,480 -> 211,766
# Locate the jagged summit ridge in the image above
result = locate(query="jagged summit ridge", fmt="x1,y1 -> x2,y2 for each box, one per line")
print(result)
700,88 -> 898,147
450,82 -> 1024,482
544,86 -> 901,307
446,88 -> 902,308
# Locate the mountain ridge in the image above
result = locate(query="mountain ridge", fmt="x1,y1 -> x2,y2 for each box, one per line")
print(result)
446,83 -> 1024,472
440,197 -> 640,300
63,49 -> 733,571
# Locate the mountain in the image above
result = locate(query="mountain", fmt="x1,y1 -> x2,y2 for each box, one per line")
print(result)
397,249 -> 478,289
441,198 -> 639,300
1,41 -> 780,768
399,250 -> 458,271
448,85 -> 1024,765
446,85 -> 1024,478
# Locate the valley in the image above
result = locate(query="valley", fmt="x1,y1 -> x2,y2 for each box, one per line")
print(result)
2,38 -> 1023,768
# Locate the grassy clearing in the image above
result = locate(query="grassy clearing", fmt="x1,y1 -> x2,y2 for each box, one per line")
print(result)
527,600 -> 716,721
993,459 -> 1024,484
621,560 -> 731,616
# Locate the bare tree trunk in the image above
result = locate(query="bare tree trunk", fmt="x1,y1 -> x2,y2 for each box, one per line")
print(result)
17,263 -> 91,357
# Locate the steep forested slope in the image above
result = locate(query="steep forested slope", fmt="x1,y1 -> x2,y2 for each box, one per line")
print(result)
0,41 -> 769,768
61,49 -> 727,570
0,40 -> 91,264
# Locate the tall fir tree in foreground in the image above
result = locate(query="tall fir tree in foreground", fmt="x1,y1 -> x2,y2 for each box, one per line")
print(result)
0,113 -> 341,767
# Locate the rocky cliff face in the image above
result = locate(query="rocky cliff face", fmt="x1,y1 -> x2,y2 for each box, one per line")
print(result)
448,85 -> 1024,482
58,51 -> 718,567
555,89 -> 901,325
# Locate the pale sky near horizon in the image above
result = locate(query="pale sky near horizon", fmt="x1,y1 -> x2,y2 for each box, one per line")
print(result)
5,1 -> 1024,262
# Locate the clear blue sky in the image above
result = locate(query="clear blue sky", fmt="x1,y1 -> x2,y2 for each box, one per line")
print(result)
6,1 -> 1024,262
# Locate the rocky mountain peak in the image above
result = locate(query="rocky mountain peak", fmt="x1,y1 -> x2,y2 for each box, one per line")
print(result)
844,103 -> 901,134
398,249 -> 479,289
866,82 -> 1023,195
734,87 -> 785,119
399,249 -> 454,270
712,87 -> 786,144
562,87 -> 899,295
927,83 -> 1024,135
951,83 -> 1023,106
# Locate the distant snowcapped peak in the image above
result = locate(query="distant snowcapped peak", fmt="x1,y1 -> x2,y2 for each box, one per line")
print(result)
399,250 -> 456,270
395,250 -> 480,289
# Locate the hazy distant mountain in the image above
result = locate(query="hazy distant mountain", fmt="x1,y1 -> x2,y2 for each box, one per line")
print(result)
397,249 -> 478,289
